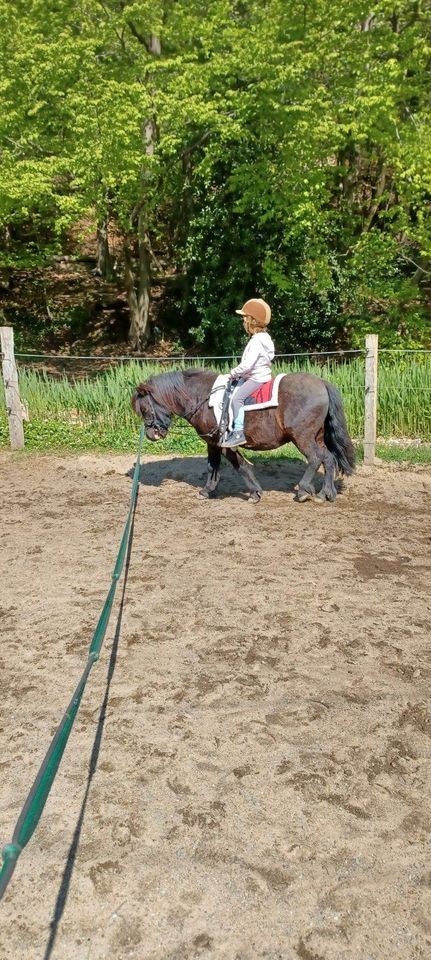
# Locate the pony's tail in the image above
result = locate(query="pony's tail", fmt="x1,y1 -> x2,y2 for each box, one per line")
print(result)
324,381 -> 356,476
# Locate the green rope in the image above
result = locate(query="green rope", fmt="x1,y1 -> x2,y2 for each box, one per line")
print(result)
0,424 -> 146,902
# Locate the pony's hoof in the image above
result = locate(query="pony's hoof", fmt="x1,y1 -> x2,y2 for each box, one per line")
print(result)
295,490 -> 312,503
199,488 -> 215,499
249,490 -> 262,504
313,489 -> 336,503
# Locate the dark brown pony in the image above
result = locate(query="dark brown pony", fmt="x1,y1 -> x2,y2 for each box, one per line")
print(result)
132,369 -> 355,503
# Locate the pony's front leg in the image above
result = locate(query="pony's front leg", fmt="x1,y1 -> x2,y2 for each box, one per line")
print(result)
199,444 -> 221,498
224,449 -> 263,503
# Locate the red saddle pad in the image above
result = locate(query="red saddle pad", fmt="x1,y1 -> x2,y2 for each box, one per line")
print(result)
249,379 -> 276,404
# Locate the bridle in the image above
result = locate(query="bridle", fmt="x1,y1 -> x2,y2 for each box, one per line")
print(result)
136,389 -> 171,438
137,381 -> 231,442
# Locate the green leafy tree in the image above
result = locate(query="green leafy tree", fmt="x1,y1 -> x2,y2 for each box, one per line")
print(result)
171,0 -> 431,349
0,0 -> 430,351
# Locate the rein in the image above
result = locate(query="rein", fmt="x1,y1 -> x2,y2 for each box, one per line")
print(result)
141,381 -> 227,442
185,383 -> 226,439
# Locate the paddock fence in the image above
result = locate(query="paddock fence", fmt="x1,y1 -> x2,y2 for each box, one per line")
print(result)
1,328 -> 431,460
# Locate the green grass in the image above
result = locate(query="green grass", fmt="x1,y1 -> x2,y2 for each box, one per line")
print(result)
2,418 -> 430,465
1,354 -> 430,461
375,442 -> 431,465
250,443 -> 431,466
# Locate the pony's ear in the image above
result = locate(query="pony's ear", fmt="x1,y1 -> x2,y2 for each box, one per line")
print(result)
136,381 -> 157,397
135,383 -> 148,397
132,384 -> 148,417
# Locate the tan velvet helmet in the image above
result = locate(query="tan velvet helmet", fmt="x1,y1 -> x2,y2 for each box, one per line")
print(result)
235,298 -> 271,327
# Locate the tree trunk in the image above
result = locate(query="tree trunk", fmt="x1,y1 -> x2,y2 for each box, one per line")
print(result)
362,163 -> 387,233
96,217 -> 113,279
124,230 -> 152,351
125,31 -> 160,349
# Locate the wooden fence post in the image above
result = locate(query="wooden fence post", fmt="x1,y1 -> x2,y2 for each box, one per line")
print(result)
0,326 -> 25,449
364,334 -> 378,465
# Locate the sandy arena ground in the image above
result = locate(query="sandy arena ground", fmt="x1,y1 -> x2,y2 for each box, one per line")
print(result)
0,450 -> 430,960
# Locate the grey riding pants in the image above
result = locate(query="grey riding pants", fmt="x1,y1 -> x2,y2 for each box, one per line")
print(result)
231,378 -> 262,424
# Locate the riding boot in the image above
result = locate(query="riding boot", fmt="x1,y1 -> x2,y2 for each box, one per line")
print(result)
223,404 -> 247,448
223,429 -> 247,448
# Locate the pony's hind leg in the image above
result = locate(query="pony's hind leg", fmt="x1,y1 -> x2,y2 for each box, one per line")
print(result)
294,439 -> 324,502
315,446 -> 338,501
295,431 -> 338,503
199,444 -> 221,498
224,448 -> 263,502
311,425 -> 338,502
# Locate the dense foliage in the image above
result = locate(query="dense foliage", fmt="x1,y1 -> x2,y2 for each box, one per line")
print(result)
0,0 -> 430,351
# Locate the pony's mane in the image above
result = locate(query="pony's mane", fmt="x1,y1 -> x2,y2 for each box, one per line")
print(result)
149,367 -> 210,410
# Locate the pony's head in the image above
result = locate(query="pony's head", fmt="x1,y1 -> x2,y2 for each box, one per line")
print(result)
132,381 -> 173,441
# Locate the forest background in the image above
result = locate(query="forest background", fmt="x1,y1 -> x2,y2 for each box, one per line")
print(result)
0,0 -> 430,357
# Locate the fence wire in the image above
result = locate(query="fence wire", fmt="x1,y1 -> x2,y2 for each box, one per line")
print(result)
1,349 -> 431,444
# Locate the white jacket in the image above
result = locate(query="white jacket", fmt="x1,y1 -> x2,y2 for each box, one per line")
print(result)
230,331 -> 275,383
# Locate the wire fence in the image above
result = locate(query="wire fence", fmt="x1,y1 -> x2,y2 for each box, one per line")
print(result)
14,349 -> 366,361
1,345 -> 431,447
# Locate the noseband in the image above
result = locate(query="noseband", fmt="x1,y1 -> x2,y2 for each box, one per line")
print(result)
137,389 -> 171,436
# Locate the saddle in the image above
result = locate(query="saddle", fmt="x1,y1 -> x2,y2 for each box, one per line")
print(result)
243,377 -> 285,408
209,374 -> 286,438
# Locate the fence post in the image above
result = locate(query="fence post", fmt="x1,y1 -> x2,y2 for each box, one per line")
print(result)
364,334 -> 378,465
0,326 -> 25,449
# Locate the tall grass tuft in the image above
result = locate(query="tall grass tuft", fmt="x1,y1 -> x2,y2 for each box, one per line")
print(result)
0,353 -> 430,451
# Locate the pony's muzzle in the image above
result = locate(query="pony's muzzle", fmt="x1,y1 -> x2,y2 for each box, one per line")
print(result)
145,426 -> 164,441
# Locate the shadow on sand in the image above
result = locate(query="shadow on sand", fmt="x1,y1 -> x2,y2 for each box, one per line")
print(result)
43,495 -> 138,960
128,453 -> 318,498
